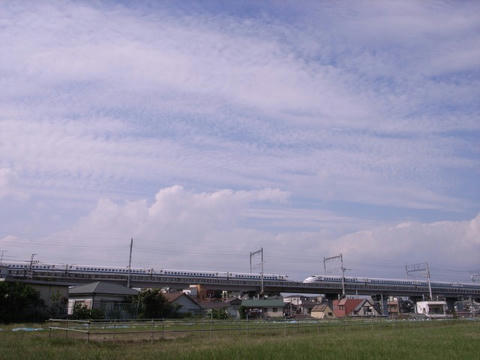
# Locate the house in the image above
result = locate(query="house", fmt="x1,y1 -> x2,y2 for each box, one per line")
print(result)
199,298 -> 242,319
284,295 -> 323,306
241,297 -> 285,319
351,299 -> 381,317
333,297 -> 381,318
68,281 -> 138,318
387,298 -> 400,317
454,300 -> 480,318
283,295 -> 323,317
333,298 -> 363,318
163,292 -> 203,315
311,304 -> 335,319
222,297 -> 242,319
29,281 -> 69,316
416,301 -> 448,318
2,279 -> 69,316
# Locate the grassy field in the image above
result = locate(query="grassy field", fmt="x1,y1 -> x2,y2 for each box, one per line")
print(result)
0,320 -> 478,360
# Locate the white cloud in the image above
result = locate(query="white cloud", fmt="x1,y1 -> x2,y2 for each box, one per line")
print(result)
0,1 -> 478,278
333,214 -> 480,279
0,168 -> 27,200
19,186 -> 290,267
1,186 -> 478,281
0,1 -> 477,214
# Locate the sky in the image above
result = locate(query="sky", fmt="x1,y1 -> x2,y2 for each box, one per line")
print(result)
0,0 -> 479,282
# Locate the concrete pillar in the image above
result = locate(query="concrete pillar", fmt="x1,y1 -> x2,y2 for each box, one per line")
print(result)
381,294 -> 389,316
324,293 -> 338,309
445,297 -> 457,313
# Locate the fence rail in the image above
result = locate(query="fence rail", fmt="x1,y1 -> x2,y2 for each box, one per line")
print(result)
47,317 -> 479,344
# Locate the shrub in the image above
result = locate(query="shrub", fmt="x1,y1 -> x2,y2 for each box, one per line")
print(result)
71,303 -> 104,320
0,282 -> 48,323
133,289 -> 175,319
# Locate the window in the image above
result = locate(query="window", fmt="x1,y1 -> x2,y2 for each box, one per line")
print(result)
272,308 -> 278,312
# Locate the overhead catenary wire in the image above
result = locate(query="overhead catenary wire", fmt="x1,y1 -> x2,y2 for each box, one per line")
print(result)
2,236 -> 478,282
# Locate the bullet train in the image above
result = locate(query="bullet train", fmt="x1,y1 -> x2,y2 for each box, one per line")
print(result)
3,261 -> 288,281
303,274 -> 480,290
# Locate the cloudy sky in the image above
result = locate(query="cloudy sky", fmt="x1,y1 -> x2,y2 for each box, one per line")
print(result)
1,0 -> 479,281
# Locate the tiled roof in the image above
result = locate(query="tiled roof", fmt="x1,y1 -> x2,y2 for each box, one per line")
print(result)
69,281 -> 138,296
353,299 -> 374,312
198,301 -> 229,310
163,292 -> 200,306
312,304 -> 329,312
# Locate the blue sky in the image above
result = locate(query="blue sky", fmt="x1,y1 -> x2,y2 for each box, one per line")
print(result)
0,0 -> 479,281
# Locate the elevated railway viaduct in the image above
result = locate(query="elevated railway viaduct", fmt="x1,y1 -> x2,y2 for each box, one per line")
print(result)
5,267 -> 480,309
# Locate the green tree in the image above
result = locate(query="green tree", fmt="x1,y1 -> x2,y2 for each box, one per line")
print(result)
48,290 -> 67,318
71,303 -> 104,320
0,282 -> 48,323
239,306 -> 249,319
134,289 -> 174,318
210,308 -> 229,319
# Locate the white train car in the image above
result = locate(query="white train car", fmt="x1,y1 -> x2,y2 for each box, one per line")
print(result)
2,261 -> 288,281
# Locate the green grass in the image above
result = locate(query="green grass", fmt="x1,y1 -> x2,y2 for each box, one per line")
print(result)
0,320 -> 479,359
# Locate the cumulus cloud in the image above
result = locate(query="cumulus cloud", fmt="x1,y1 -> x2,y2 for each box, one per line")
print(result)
0,2 -> 478,280
1,186 -> 478,281
333,214 -> 480,279
3,186 -> 288,267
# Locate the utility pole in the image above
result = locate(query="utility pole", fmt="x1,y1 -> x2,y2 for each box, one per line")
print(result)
250,248 -> 264,296
470,297 -> 475,318
405,262 -> 432,300
0,249 -> 5,265
324,254 -> 349,298
127,238 -> 133,288
250,251 -> 252,274
472,273 -> 480,318
29,253 -> 37,270
261,247 -> 264,296
29,253 -> 38,278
